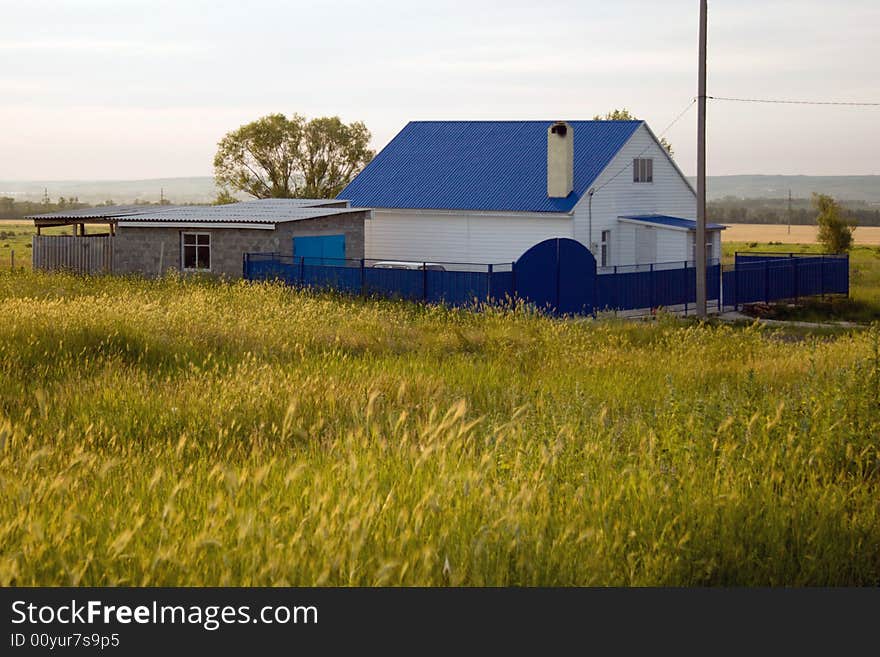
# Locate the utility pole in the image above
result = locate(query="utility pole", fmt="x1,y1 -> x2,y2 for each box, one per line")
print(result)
695,0 -> 708,318
787,189 -> 792,234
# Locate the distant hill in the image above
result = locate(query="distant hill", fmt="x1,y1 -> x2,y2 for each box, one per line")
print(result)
0,177 -> 224,204
2,174 -> 879,205
689,175 -> 880,203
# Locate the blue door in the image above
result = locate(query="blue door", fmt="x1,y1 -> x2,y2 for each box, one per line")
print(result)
293,234 -> 346,265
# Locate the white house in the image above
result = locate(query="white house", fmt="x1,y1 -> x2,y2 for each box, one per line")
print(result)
339,120 -> 723,269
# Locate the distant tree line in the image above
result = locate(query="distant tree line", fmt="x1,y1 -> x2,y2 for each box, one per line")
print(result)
0,196 -> 173,219
708,196 -> 880,227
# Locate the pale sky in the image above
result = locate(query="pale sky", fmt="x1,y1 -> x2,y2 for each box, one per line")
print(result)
1,0 -> 878,180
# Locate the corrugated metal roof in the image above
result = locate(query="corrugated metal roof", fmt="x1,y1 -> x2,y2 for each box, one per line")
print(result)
27,205 -> 180,220
26,199 -> 356,224
118,203 -> 364,224
338,120 -> 643,213
619,214 -> 727,231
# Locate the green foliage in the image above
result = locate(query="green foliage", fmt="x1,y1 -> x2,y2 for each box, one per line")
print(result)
815,193 -> 856,253
593,108 -> 673,156
0,270 -> 879,585
213,114 -> 374,199
213,189 -> 239,205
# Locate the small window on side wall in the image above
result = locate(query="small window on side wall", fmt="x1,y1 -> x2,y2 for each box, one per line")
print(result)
600,230 -> 611,267
182,232 -> 211,271
633,158 -> 653,183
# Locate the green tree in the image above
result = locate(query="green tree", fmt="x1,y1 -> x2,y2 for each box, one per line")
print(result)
593,108 -> 673,156
814,193 -> 856,253
214,189 -> 239,205
299,117 -> 374,198
214,114 -> 374,199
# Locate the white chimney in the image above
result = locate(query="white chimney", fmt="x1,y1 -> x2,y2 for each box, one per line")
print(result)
547,121 -> 573,198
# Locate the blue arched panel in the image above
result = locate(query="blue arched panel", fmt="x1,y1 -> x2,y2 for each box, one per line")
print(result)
514,238 -> 596,316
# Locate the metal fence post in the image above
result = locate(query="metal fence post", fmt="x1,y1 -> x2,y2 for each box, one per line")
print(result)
792,255 -> 799,302
683,260 -> 688,315
360,258 -> 366,297
511,262 -> 517,300
613,265 -> 618,311
764,260 -> 770,303
487,263 -> 493,302
650,263 -> 655,311
423,262 -> 428,302
300,256 -> 305,285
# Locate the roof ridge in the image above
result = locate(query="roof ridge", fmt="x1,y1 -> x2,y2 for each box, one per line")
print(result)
405,119 -> 644,124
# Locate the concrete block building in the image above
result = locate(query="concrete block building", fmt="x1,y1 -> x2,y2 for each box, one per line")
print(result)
29,199 -> 370,278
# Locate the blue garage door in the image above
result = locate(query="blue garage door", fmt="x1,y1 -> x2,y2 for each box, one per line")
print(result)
293,234 -> 346,265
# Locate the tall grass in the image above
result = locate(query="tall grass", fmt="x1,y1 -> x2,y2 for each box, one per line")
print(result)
0,270 -> 878,585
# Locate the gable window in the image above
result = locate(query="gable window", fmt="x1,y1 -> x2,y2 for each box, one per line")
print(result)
600,230 -> 611,267
633,158 -> 653,183
182,232 -> 210,271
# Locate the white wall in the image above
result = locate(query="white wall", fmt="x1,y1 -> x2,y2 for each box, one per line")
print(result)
365,210 -> 573,265
573,123 -> 698,266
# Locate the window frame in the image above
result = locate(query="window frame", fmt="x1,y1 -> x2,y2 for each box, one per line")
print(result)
691,236 -> 715,264
181,231 -> 211,272
600,229 -> 611,267
633,157 -> 653,183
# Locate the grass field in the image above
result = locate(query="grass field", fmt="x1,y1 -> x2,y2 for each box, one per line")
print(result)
0,269 -> 878,586
0,220 -> 37,268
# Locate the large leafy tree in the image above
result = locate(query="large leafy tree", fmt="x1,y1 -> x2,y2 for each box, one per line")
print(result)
814,193 -> 856,253
593,108 -> 673,156
214,114 -> 374,199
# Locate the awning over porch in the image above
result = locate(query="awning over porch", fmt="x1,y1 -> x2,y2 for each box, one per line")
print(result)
618,214 -> 727,231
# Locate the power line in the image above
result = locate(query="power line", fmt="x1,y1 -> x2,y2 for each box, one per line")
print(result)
708,95 -> 880,107
591,98 -> 696,194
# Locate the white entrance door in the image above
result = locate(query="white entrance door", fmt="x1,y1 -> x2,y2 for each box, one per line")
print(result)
636,226 -> 657,265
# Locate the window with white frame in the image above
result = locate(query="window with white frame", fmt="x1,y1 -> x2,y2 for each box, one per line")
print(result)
633,157 -> 653,183
182,232 -> 211,271
600,230 -> 611,267
691,237 -> 714,264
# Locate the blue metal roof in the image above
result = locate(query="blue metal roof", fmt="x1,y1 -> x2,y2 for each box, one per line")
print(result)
339,120 -> 643,213
619,214 -> 727,231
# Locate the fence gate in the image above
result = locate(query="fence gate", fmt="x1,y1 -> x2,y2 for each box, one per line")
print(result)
514,238 -> 596,315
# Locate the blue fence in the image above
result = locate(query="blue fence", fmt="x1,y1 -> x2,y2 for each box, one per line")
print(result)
244,254 -> 514,307
596,261 -> 721,314
721,252 -> 849,307
244,249 -> 849,317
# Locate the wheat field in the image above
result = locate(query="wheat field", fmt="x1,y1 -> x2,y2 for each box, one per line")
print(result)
0,270 -> 878,586
722,223 -> 880,246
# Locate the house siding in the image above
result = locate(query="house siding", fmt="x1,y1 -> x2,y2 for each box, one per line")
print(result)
114,211 -> 367,278
365,210 -> 573,265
